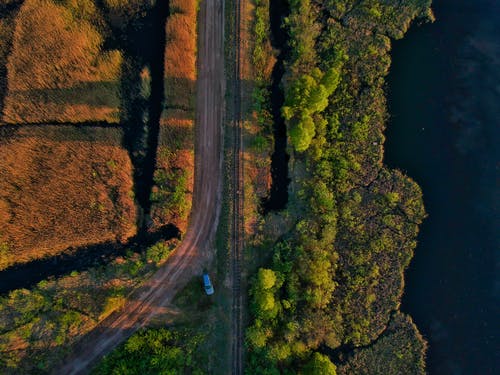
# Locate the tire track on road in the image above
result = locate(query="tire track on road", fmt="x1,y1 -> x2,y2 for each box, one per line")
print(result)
54,1 -> 225,373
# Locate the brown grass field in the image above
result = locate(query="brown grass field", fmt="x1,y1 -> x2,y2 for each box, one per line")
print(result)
0,6 -> 18,113
0,126 -> 137,270
163,0 -> 197,112
1,0 -> 123,124
151,0 -> 197,233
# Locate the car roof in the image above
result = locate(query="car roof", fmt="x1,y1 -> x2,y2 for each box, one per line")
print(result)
203,273 -> 211,284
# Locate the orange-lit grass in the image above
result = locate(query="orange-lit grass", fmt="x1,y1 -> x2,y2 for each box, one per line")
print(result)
152,0 -> 197,233
0,11 -> 16,105
164,0 -> 197,112
1,0 -> 123,124
166,0 -> 197,81
0,126 -> 137,270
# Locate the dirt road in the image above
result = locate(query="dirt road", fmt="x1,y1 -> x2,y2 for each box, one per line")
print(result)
55,0 -> 224,373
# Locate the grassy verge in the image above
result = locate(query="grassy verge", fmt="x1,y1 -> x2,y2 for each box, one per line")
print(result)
91,326 -> 208,374
241,0 -> 297,255
151,118 -> 194,233
150,0 -> 198,233
0,126 -> 137,270
0,239 -> 177,374
242,0 -> 274,243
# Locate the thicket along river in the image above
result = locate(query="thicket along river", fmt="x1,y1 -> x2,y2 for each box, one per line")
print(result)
385,0 -> 499,373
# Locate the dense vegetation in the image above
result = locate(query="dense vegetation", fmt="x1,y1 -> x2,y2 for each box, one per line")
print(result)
240,0 -> 275,236
152,121 -> 194,233
91,327 -> 207,375
246,0 -> 432,373
0,240 -> 175,373
338,312 -> 427,375
0,126 -> 136,270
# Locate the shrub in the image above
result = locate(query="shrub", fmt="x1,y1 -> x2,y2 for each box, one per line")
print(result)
145,241 -> 173,265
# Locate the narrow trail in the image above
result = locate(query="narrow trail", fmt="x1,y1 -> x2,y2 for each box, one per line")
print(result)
54,0 -> 225,373
230,0 -> 244,373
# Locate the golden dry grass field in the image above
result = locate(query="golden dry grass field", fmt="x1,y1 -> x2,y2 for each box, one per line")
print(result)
0,126 -> 137,270
1,0 -> 123,124
0,4 -> 18,113
164,0 -> 197,110
151,0 -> 197,233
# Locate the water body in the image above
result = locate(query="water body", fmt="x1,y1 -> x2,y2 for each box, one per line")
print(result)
263,0 -> 290,212
385,0 -> 499,373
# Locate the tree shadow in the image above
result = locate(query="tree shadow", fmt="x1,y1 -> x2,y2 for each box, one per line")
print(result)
0,252 -> 202,373
0,224 -> 180,295
6,81 -> 121,107
117,1 -> 170,219
0,124 -> 122,145
0,2 -> 23,117
261,0 -> 291,213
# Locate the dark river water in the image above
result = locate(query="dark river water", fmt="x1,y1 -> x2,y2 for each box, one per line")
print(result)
385,0 -> 499,374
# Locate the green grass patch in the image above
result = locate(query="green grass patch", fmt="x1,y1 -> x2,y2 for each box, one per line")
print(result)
91,327 -> 208,375
0,240 -> 175,373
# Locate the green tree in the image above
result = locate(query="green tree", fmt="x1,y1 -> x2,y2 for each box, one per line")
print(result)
256,268 -> 277,290
283,65 -> 343,152
289,114 -> 316,152
301,352 -> 337,375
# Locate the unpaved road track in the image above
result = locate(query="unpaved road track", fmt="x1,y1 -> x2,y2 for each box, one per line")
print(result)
230,0 -> 244,373
55,0 -> 224,373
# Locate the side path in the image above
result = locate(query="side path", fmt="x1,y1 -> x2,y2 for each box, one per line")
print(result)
55,0 -> 225,373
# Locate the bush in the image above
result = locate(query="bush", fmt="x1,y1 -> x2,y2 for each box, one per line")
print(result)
91,328 -> 207,375
145,241 -> 173,265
